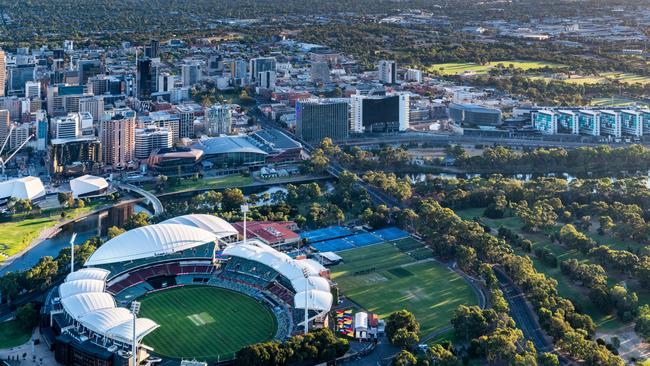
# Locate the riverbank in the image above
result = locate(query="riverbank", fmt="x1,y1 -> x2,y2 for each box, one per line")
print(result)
0,201 -> 113,271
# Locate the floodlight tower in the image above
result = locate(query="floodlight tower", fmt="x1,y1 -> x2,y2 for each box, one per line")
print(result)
241,204 -> 249,244
131,301 -> 141,366
302,267 -> 310,335
69,233 -> 77,274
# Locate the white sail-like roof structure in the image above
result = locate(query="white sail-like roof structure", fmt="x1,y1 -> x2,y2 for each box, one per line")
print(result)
161,214 -> 238,238
85,223 -> 217,265
59,268 -> 159,344
70,175 -> 109,198
66,268 -> 110,282
0,176 -> 45,201
222,240 -> 332,313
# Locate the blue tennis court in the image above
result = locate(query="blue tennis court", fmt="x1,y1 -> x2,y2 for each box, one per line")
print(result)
346,233 -> 383,247
372,227 -> 409,241
300,226 -> 352,243
311,238 -> 355,252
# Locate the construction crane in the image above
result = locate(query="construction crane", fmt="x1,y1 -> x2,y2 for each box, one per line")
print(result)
0,125 -> 34,178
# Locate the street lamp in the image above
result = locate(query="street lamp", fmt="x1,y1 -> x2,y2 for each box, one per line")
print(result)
241,204 -> 249,244
131,301 -> 141,366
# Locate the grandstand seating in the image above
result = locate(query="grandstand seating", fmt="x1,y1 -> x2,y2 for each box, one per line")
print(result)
107,261 -> 214,294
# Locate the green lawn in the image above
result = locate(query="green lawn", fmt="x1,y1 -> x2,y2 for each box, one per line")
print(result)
145,175 -> 254,193
335,261 -> 477,336
0,202 -> 105,262
426,60 -> 565,76
139,286 -> 277,361
330,242 -> 415,280
332,244 -> 478,336
0,319 -> 32,349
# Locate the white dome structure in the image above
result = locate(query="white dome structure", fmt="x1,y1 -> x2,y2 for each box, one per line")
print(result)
85,223 -> 217,266
70,175 -> 109,198
0,176 -> 45,201
161,214 -> 238,238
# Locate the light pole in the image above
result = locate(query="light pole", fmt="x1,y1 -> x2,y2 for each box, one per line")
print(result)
302,268 -> 310,335
131,301 -> 141,366
241,204 -> 249,244
69,233 -> 77,274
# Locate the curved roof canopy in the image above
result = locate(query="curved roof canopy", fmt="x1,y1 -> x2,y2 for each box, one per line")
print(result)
66,268 -> 110,282
85,223 -> 217,266
161,214 -> 238,238
222,240 -> 332,313
59,269 -> 159,344
70,175 -> 109,198
59,279 -> 106,299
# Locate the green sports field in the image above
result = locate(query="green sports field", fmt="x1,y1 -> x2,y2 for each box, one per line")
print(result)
332,242 -> 478,336
139,286 -> 277,361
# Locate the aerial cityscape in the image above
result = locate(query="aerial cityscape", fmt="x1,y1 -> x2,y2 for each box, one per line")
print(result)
4,0 -> 650,365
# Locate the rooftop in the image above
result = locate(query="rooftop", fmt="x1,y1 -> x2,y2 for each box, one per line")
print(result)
193,136 -> 268,156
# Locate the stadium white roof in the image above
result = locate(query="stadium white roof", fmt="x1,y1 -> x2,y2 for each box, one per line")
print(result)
59,279 -> 106,298
59,268 -> 159,344
0,176 -> 45,201
85,223 -> 217,266
161,214 -> 238,238
222,240 -> 333,312
65,268 -> 110,282
70,175 -> 109,198
294,290 -> 333,311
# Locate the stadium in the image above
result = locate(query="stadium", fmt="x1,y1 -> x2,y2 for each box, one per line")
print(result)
42,214 -> 333,366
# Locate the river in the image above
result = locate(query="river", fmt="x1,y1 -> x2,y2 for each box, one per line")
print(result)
0,202 -> 151,275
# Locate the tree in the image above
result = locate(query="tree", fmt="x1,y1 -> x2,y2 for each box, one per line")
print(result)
57,192 -> 74,207
107,226 -> 126,239
392,328 -> 419,349
393,350 -> 417,366
427,344 -> 460,366
635,305 -> 650,341
538,352 -> 559,366
16,302 -> 39,330
124,212 -> 150,230
386,310 -> 420,343
451,305 -> 489,341
222,188 -> 245,212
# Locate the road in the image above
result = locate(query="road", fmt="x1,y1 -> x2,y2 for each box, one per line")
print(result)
115,183 -> 165,216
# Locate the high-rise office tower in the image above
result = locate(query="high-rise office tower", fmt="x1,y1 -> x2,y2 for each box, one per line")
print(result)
0,49 -> 6,97
79,95 -> 105,122
174,104 -> 198,139
0,110 -> 10,146
134,126 -> 172,159
249,57 -> 276,83
53,113 -> 80,140
47,84 -> 87,116
78,60 -> 103,85
145,39 -> 160,59
36,110 -> 48,151
25,81 -> 41,99
296,99 -> 349,143
182,61 -> 201,88
350,93 -> 409,133
378,60 -> 396,84
8,64 -> 36,96
205,105 -> 231,136
100,109 -> 136,166
257,70 -> 276,89
136,58 -> 156,100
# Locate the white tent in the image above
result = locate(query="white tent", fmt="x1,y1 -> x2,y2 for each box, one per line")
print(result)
0,176 -> 45,201
161,214 -> 238,238
70,175 -> 109,198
